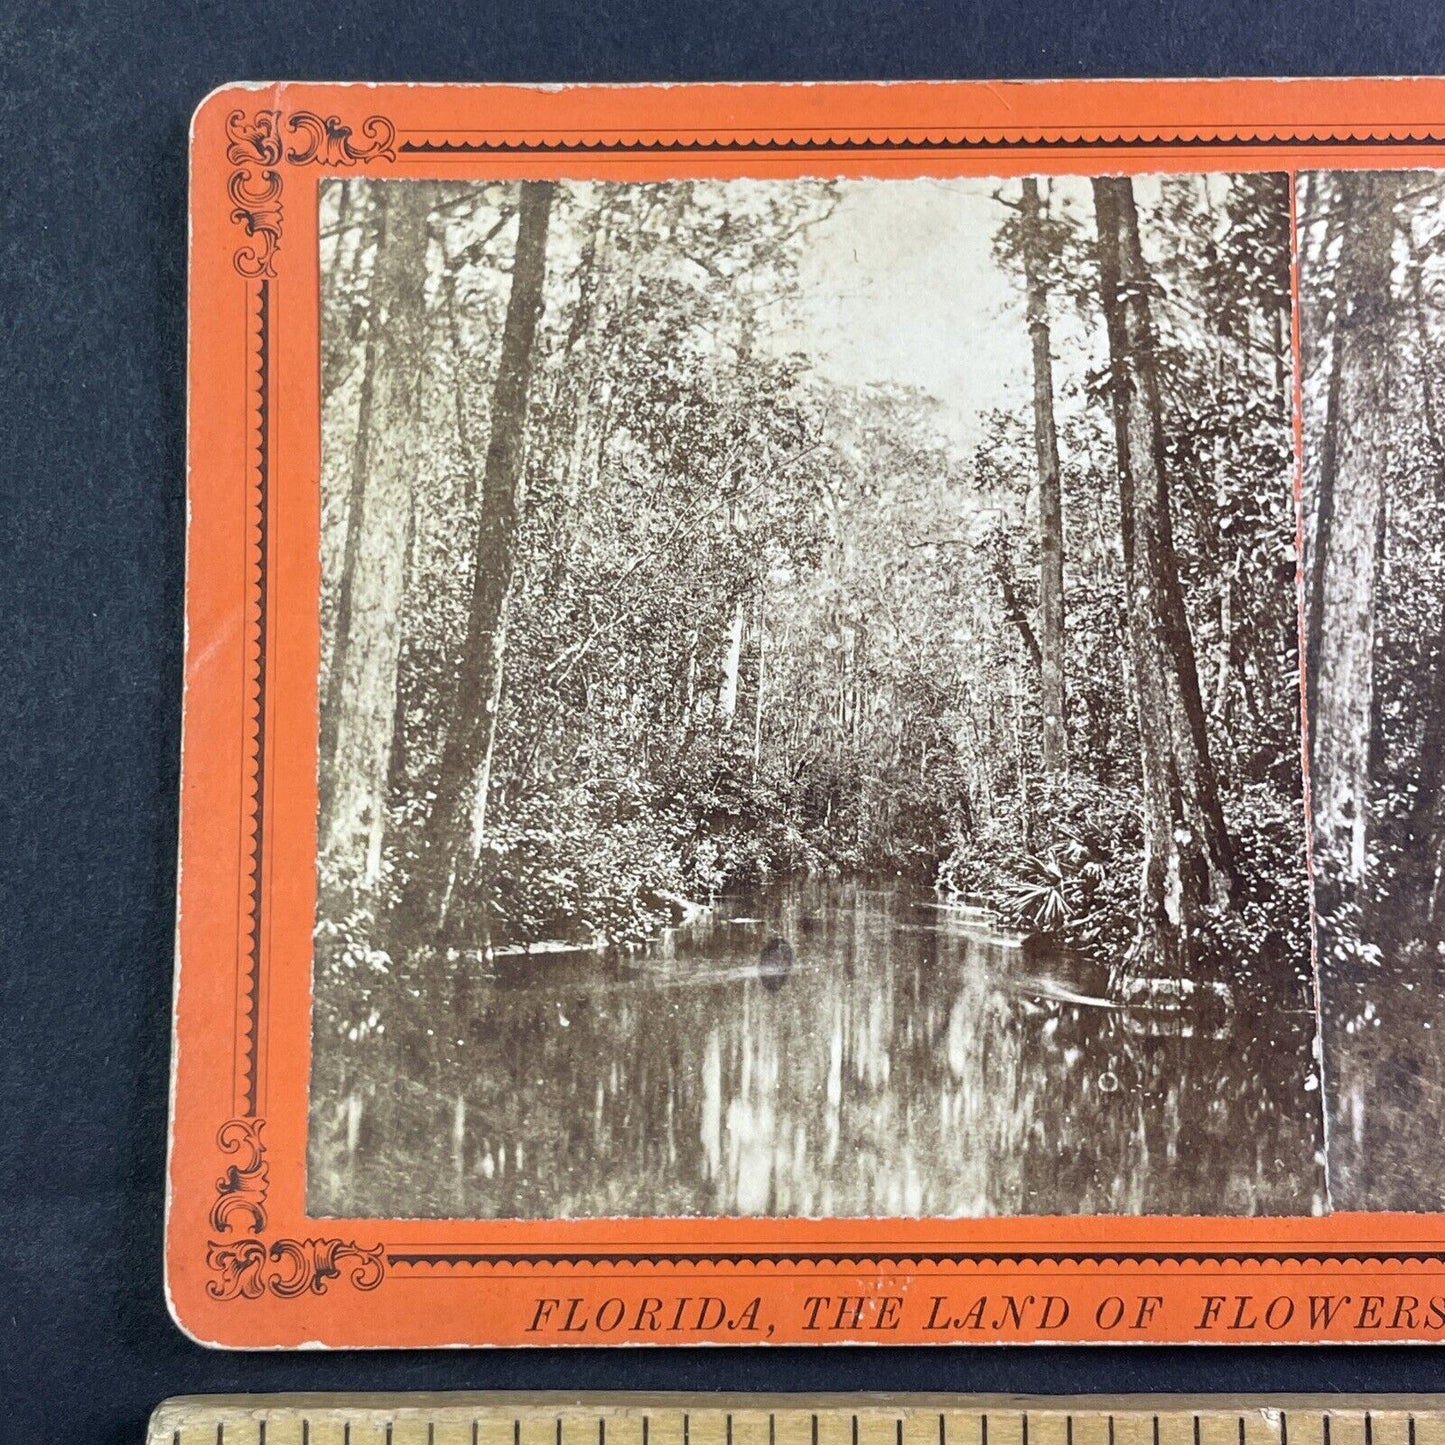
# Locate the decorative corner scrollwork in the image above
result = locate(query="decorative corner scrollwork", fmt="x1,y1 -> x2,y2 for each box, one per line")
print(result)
223,107 -> 394,278
210,1117 -> 269,1233
206,1236 -> 386,1301
268,1237 -> 387,1296
205,1116 -> 385,1299
225,109 -> 284,278
285,111 -> 397,166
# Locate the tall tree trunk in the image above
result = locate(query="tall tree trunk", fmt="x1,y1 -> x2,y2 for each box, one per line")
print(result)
320,180 -> 356,401
321,181 -> 380,403
1271,303 -> 1288,412
560,195 -> 615,506
1020,177 -> 1069,773
1208,420 -> 1233,729
718,600 -> 744,726
990,533 -> 1042,671
678,638 -> 694,716
752,597 -> 767,780
851,620 -> 866,746
1306,185 -> 1352,692
1309,172 -> 1397,895
384,505 -> 421,808
1403,249 -> 1445,927
404,180 -> 556,940
1092,176 -> 1236,980
318,183 -> 432,889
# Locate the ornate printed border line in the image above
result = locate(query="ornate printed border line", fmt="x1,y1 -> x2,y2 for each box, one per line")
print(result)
236,278 -> 269,1118
387,1249 -> 1445,1270
400,129 -> 1445,156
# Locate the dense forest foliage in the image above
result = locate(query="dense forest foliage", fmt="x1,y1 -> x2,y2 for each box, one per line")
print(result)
1302,171 -> 1445,1209
314,171 -> 1308,1054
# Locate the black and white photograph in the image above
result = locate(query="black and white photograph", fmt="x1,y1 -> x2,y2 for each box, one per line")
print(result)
308,172 -> 1324,1220
1302,168 -> 1445,1211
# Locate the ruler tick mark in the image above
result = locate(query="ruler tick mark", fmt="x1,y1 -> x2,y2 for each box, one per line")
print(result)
152,1395 -> 1414,1445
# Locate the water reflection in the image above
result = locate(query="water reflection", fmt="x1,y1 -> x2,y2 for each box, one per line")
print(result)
310,878 -> 1325,1218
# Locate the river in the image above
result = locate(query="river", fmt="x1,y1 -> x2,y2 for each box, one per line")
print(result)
309,876 -> 1326,1219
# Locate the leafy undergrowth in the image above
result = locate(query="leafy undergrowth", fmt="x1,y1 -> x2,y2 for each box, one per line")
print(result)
938,775 -> 1311,991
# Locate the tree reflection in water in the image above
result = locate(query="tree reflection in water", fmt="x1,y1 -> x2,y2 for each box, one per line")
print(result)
309,878 -> 1325,1218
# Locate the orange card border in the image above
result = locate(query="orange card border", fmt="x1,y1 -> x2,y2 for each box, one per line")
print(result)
173,77 -> 1445,1349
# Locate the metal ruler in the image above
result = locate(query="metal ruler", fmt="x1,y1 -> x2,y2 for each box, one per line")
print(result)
147,1396 -> 1445,1445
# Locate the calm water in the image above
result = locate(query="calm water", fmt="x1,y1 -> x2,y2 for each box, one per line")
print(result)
310,878 -> 1326,1218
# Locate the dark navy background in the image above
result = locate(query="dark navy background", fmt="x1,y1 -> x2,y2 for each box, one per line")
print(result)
4,4 -> 1445,1440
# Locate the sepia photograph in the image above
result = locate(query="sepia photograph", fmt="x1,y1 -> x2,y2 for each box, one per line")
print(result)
307,172 -> 1324,1221
1302,168 -> 1445,1211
